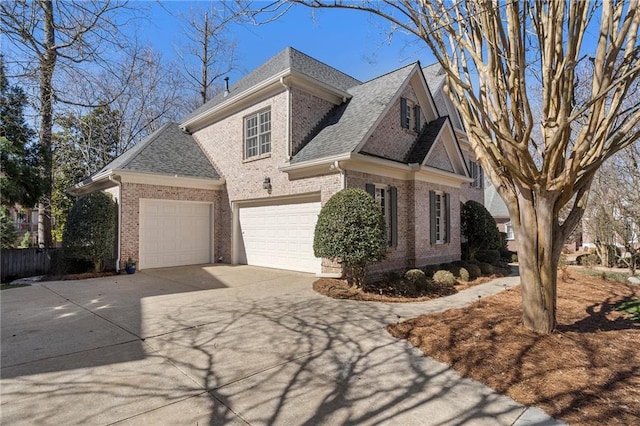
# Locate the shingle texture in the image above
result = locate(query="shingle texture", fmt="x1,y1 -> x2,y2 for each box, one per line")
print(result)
291,63 -> 416,164
484,182 -> 510,218
422,63 -> 445,94
182,47 -> 361,123
94,122 -> 219,179
405,116 -> 448,164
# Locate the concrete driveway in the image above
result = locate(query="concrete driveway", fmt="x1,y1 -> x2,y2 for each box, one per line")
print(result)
1,265 -> 559,425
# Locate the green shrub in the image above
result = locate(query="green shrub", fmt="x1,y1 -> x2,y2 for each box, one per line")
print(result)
432,270 -> 457,286
478,262 -> 495,275
461,200 -> 502,259
423,264 -> 439,278
404,269 -> 427,291
314,188 -> 387,288
475,249 -> 501,265
0,207 -> 16,249
62,192 -> 116,272
19,231 -> 31,248
465,263 -> 482,279
458,267 -> 470,282
577,253 -> 599,267
511,253 -> 518,263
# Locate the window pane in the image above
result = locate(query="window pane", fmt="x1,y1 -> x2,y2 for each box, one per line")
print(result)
246,136 -> 258,158
260,132 -> 270,154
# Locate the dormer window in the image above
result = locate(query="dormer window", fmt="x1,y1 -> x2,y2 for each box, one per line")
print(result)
244,108 -> 271,159
400,97 -> 422,133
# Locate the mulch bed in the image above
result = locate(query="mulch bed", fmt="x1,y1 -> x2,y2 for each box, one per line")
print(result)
313,274 -> 505,303
387,271 -> 640,425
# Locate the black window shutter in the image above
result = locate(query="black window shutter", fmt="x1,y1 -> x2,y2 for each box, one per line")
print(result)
429,190 -> 436,244
390,186 -> 398,247
414,105 -> 421,132
444,193 -> 451,243
400,97 -> 408,129
365,183 -> 375,199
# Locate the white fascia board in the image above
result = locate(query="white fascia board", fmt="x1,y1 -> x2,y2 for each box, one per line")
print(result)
279,154 -> 350,180
415,165 -> 473,187
182,69 -> 291,131
182,69 -> 353,132
118,170 -> 224,190
287,71 -> 352,104
70,170 -> 116,195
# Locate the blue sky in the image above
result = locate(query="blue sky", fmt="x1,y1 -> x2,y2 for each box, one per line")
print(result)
142,1 -> 435,84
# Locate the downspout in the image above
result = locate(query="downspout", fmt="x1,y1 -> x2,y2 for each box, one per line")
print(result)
280,76 -> 291,159
109,175 -> 122,272
331,160 -> 346,189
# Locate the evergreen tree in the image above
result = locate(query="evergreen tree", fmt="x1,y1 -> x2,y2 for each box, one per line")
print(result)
0,56 -> 42,208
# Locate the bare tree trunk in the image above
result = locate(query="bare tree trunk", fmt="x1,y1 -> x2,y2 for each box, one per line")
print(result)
37,0 -> 56,249
514,193 -> 562,333
200,11 -> 209,105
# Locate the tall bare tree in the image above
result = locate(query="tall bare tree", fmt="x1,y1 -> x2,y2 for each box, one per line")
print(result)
585,143 -> 640,274
0,0 -> 134,248
180,5 -> 238,106
244,0 -> 640,333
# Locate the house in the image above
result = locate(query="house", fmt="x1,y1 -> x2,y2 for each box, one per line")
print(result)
484,182 -> 517,252
73,47 -> 483,276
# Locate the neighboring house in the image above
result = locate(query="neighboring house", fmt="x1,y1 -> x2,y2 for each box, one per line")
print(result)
6,205 -> 38,247
73,47 -> 483,276
484,182 -> 517,252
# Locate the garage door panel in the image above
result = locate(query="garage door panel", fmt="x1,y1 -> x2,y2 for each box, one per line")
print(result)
140,200 -> 212,269
238,201 -> 321,274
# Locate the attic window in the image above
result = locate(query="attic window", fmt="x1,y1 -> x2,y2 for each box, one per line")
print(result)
244,108 -> 271,159
400,97 -> 421,132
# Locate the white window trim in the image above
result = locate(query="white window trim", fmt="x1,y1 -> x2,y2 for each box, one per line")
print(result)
469,160 -> 484,188
244,108 -> 271,160
505,221 -> 515,240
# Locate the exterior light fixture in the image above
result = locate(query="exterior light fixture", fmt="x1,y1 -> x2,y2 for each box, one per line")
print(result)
262,177 -> 272,191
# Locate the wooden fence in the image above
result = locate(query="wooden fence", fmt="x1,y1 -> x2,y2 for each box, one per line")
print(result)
1,248 -> 61,282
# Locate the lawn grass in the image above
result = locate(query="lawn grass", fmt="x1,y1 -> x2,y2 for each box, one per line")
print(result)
1,283 -> 31,290
617,298 -> 640,321
574,267 -> 630,283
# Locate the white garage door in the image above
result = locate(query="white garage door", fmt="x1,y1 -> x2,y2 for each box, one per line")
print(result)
139,200 -> 212,269
238,201 -> 321,274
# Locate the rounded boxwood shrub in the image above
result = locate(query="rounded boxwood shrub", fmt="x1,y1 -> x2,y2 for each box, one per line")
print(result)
457,267 -> 470,282
478,262 -> 495,275
423,264 -> 439,278
465,263 -> 482,279
405,269 -> 428,292
461,200 -> 502,259
314,187 -> 387,288
63,191 -> 116,272
432,270 -> 457,287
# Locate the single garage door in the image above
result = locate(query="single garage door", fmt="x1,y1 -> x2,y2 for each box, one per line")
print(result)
238,201 -> 321,274
139,199 -> 212,269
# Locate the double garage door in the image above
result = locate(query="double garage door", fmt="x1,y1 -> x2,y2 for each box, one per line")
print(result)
238,201 -> 322,274
139,200 -> 212,269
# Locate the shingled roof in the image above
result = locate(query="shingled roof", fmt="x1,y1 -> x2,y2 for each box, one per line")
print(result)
405,116 -> 448,164
91,122 -> 219,180
182,47 -> 361,124
291,63 -> 416,164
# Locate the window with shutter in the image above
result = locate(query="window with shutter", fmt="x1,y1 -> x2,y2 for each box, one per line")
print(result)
414,105 -> 421,132
368,183 -> 397,247
430,190 -> 449,244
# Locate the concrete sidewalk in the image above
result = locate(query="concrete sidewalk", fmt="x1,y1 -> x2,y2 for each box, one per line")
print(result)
1,265 -> 562,425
